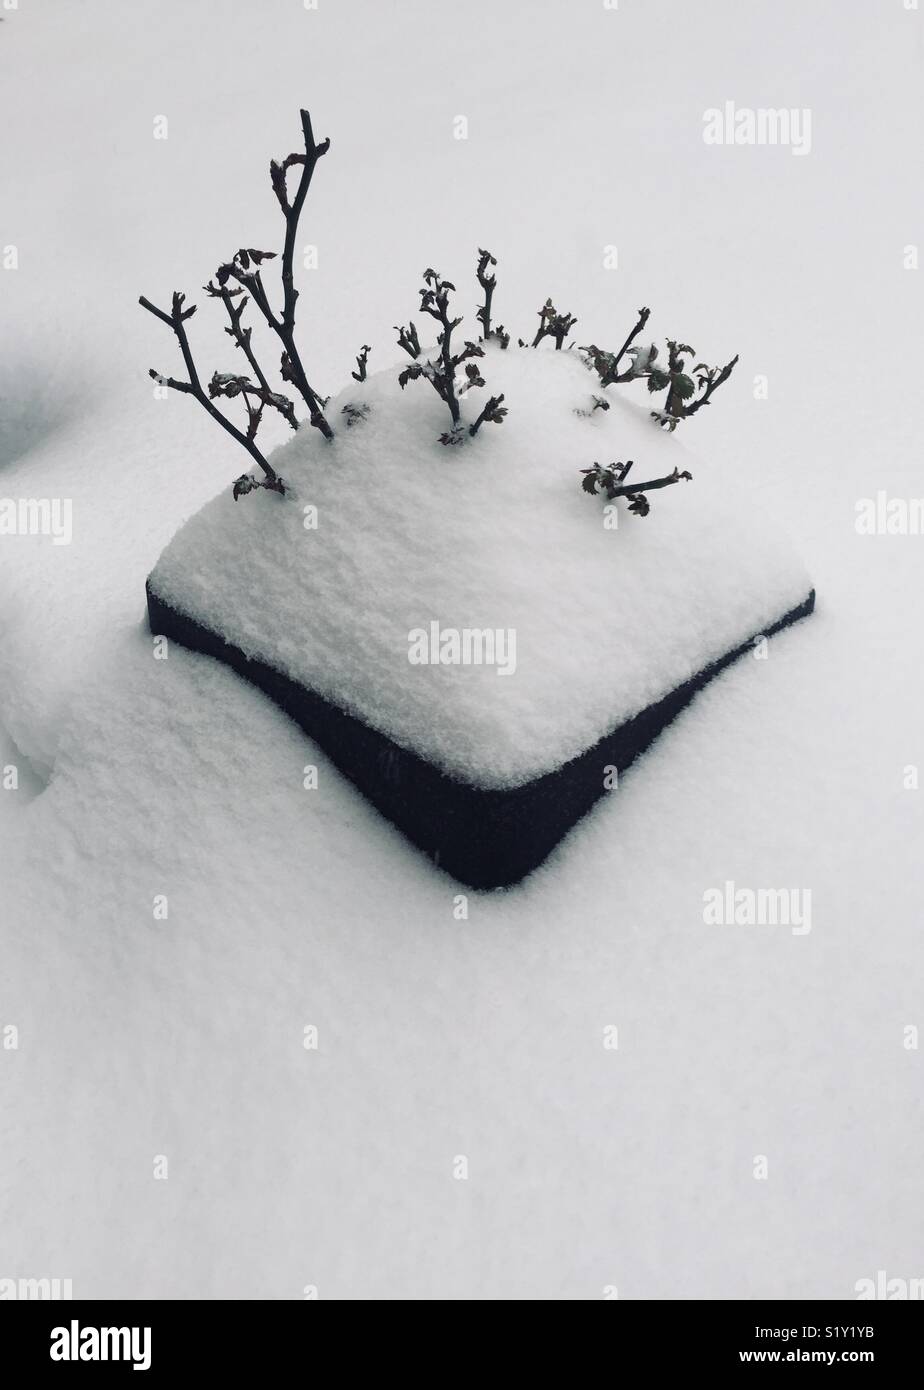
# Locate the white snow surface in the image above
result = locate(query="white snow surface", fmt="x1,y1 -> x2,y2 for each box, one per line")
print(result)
150,347 -> 811,787
2,0 -> 923,1302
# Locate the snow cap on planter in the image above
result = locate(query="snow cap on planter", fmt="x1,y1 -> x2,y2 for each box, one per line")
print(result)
148,346 -> 812,798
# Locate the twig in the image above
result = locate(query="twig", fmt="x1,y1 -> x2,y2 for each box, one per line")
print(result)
682,354 -> 739,415
580,307 -> 653,386
351,344 -> 371,382
206,281 -> 300,430
138,290 -> 283,492
475,248 -> 497,340
217,109 -> 333,439
419,269 -> 463,425
395,321 -> 421,359
604,306 -> 652,383
580,460 -> 691,515
532,298 -> 578,349
606,468 -> 691,497
469,393 -> 506,436
398,266 -> 508,443
140,292 -> 284,491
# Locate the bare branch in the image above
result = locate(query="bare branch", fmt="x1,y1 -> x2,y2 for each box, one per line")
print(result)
468,393 -> 507,436
397,269 -> 508,442
532,298 -> 577,350
605,306 -> 651,383
418,269 -> 463,426
206,280 -> 300,431
220,109 -> 333,439
351,344 -> 371,382
140,293 -> 284,491
475,248 -> 497,340
395,321 -> 421,359
681,354 -> 739,415
580,460 -> 692,515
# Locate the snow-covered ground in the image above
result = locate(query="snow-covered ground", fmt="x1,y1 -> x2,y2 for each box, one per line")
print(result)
1,0 -> 922,1299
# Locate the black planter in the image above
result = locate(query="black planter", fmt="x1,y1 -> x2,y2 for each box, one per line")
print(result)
146,581 -> 815,890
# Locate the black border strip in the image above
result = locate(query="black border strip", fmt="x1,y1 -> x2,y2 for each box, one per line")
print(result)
147,581 -> 815,889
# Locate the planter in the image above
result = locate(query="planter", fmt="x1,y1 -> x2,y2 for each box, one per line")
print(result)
146,347 -> 815,888
147,583 -> 814,889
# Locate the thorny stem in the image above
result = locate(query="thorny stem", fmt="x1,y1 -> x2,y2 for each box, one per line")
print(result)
140,292 -> 284,488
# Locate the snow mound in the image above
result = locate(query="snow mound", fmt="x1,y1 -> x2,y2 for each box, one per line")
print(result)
148,346 -> 812,788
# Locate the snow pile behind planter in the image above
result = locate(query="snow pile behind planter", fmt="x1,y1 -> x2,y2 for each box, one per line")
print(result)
148,345 -> 814,884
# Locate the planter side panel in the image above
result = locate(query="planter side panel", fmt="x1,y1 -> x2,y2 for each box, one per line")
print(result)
146,583 -> 814,889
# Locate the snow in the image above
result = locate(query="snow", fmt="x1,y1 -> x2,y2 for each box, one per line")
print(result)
2,0 -> 923,1301
150,346 -> 812,788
